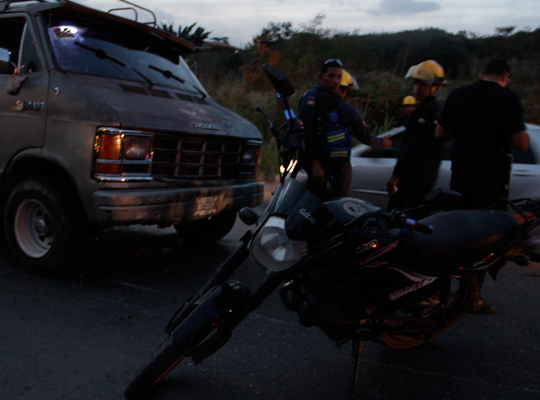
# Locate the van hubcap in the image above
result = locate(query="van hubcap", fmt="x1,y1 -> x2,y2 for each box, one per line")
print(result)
14,199 -> 54,258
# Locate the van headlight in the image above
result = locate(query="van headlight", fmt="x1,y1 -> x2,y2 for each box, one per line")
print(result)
251,216 -> 308,274
241,140 -> 262,175
94,127 -> 153,181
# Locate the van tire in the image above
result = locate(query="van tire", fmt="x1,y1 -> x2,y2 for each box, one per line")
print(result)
4,178 -> 83,274
173,210 -> 237,243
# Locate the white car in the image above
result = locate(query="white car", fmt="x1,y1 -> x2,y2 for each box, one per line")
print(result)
349,123 -> 540,255
349,123 -> 540,208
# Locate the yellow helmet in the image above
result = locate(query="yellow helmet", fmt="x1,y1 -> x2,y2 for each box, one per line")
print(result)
405,60 -> 447,86
402,96 -> 416,105
340,70 -> 359,90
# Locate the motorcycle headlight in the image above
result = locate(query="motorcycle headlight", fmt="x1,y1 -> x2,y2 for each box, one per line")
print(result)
251,216 -> 308,274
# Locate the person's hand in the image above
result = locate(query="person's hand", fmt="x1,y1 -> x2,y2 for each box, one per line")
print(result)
382,135 -> 392,149
312,159 -> 325,183
387,175 -> 399,195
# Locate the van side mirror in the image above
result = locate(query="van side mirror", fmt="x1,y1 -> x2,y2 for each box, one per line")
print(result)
262,63 -> 295,98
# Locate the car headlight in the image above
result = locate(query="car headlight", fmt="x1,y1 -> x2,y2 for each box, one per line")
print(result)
251,216 -> 308,274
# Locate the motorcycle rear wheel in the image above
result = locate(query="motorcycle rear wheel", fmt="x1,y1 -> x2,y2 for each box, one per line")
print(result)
381,274 -> 477,349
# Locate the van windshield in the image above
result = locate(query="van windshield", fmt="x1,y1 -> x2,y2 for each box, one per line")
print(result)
47,13 -> 205,94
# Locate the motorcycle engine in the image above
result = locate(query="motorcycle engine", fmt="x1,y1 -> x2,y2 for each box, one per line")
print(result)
281,266 -> 442,339
281,269 -> 369,332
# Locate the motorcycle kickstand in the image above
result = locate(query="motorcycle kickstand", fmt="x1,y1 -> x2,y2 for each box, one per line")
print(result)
351,338 -> 364,400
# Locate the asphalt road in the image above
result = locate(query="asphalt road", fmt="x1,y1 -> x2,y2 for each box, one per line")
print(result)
1,210 -> 540,400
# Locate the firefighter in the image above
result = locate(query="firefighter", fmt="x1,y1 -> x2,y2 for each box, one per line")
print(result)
386,60 -> 446,217
395,95 -> 417,127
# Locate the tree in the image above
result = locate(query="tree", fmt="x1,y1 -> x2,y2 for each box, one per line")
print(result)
494,26 -> 516,37
259,22 -> 294,46
298,12 -> 332,37
240,34 -> 282,89
159,22 -> 217,47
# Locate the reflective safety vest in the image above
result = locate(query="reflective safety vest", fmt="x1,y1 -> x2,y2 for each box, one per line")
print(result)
325,110 -> 351,161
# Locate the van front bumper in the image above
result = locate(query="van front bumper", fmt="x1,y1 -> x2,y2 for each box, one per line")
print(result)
92,181 -> 264,226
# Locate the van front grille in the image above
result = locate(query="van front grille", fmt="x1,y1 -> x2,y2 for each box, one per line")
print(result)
152,133 -> 244,180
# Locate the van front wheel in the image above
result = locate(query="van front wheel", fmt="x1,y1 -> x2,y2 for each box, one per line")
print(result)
4,178 -> 83,274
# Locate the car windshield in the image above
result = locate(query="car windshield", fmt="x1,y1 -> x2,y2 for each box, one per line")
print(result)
46,13 -> 204,94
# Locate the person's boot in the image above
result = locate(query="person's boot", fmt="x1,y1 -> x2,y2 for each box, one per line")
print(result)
467,296 -> 497,314
467,270 -> 496,314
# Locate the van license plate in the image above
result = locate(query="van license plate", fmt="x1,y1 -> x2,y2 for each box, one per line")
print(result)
194,196 -> 218,217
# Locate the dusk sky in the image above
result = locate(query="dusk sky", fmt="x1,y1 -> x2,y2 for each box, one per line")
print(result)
77,0 -> 540,47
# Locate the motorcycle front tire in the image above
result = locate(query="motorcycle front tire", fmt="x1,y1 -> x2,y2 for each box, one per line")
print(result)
124,335 -> 189,400
124,283 -> 248,399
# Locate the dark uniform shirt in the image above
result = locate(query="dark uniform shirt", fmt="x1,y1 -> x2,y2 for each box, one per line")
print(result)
298,84 -> 386,161
394,115 -> 411,128
389,95 -> 442,212
298,84 -> 386,200
438,80 -> 526,209
438,80 -> 526,176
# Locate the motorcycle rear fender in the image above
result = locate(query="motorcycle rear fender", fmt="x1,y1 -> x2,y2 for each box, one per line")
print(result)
171,281 -> 250,343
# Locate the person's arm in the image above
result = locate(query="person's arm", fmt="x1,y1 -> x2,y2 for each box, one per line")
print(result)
345,103 -> 389,149
435,88 -> 460,141
298,90 -> 319,160
512,130 -> 529,152
386,175 -> 399,195
434,123 -> 453,140
298,89 -> 325,182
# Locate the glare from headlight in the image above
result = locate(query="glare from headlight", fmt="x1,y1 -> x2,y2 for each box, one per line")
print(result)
251,216 -> 308,274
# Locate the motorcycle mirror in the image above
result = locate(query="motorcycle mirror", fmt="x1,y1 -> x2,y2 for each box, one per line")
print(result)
239,207 -> 260,226
263,63 -> 295,98
422,188 -> 462,211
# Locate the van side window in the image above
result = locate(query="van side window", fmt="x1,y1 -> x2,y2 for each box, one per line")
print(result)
0,17 -> 25,74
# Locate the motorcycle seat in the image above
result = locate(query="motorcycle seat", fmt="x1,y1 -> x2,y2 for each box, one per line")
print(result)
398,210 -> 517,272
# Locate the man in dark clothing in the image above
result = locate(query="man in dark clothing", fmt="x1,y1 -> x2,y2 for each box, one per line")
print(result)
435,58 -> 529,313
299,60 -> 389,200
386,60 -> 446,216
436,59 -> 529,209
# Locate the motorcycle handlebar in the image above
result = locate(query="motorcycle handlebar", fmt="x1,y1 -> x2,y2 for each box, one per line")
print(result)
345,211 -> 434,235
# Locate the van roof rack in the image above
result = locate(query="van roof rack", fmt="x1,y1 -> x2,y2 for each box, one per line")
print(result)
1,1 -> 156,28
107,0 -> 156,28
0,0 -> 48,13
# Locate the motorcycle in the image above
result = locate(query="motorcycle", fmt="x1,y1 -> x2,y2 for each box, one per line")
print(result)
124,64 -> 540,399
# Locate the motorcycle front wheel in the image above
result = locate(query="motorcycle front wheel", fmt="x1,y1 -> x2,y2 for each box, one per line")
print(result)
381,274 -> 477,349
124,283 -> 246,399
124,335 -> 190,400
